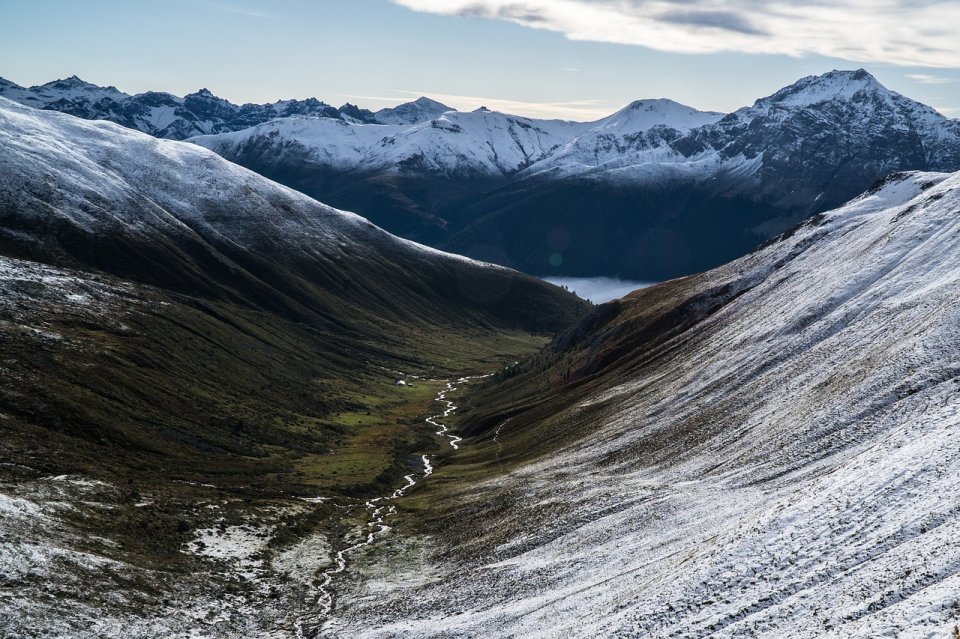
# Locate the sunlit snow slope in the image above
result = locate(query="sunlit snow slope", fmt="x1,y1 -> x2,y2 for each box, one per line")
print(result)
334,171 -> 960,638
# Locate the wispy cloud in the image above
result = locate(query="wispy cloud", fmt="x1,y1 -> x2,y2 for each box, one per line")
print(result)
562,67 -> 582,73
391,0 -> 960,68
907,73 -> 956,85
342,90 -> 614,120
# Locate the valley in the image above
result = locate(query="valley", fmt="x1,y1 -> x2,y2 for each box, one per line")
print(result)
2,24 -> 960,637
0,97 -> 583,636
322,171 -> 960,638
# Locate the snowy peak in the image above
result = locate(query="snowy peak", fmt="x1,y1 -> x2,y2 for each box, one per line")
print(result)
412,96 -> 450,109
375,96 -> 455,125
337,102 -> 379,124
596,98 -> 723,133
38,75 -> 110,92
186,88 -> 220,100
0,75 -> 128,107
757,68 -> 888,110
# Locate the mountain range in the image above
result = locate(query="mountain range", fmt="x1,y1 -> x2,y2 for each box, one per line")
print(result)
189,69 -> 960,279
6,70 -> 959,280
0,75 -> 453,139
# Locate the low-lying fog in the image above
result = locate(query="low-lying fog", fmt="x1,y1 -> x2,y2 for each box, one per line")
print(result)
543,277 -> 656,304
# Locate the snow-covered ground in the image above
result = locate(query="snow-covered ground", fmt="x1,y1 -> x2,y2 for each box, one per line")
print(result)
324,171 -> 960,637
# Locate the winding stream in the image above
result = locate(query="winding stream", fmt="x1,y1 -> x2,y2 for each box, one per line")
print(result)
298,373 -> 490,637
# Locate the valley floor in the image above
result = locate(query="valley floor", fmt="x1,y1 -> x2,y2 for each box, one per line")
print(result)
0,368 -> 503,638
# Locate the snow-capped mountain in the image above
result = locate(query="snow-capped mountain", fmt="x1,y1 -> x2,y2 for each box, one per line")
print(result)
0,76 -> 414,139
190,70 -> 960,280
186,96 -> 721,246
0,96 -> 581,332
670,68 -> 960,210
190,97 -> 727,178
522,98 -> 724,175
191,108 -> 589,177
375,96 -> 454,125
331,170 -> 960,638
0,74 -> 125,108
439,70 -> 960,278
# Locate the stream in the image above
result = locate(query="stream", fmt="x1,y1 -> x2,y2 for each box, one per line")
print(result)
297,373 -> 491,637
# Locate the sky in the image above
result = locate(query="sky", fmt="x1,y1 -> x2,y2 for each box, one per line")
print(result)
1,0 -> 959,120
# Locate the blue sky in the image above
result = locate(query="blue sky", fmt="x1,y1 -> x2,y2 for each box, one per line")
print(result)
1,0 -> 958,120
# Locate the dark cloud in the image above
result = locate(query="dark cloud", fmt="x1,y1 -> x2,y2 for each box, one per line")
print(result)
457,2 -> 546,24
657,9 -> 767,35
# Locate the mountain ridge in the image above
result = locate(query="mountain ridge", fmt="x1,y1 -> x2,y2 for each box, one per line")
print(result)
0,75 -> 458,138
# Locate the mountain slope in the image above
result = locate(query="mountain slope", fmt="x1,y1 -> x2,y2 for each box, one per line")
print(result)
327,170 -> 960,638
0,96 -> 583,333
0,97 -> 585,635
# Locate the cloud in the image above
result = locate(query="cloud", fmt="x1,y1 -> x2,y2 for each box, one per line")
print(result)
907,73 -> 957,84
658,9 -> 766,36
342,90 -> 614,120
391,0 -> 960,68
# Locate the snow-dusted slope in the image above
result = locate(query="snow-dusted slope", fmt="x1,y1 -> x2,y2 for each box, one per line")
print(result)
190,98 -> 725,179
330,170 -> 960,638
192,108 -> 589,177
523,98 -> 723,176
0,96 -> 583,333
0,96 -> 389,250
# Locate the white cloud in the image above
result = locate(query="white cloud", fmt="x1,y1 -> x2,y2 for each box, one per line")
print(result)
341,90 -> 614,120
392,0 -> 960,68
907,73 -> 957,85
